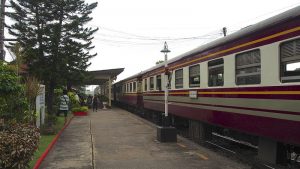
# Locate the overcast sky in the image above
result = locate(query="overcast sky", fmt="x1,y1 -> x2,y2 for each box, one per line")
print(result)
84,0 -> 300,81
5,0 -> 300,83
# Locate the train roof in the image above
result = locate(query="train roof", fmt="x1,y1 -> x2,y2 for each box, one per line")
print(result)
118,5 -> 300,83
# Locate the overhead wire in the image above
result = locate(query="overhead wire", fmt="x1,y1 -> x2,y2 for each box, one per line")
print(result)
86,2 -> 300,47
87,23 -> 223,45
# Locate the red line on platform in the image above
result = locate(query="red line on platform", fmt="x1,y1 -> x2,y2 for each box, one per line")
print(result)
33,116 -> 74,169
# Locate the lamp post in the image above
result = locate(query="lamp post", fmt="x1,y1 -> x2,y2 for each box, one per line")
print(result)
156,41 -> 176,142
160,41 -> 170,120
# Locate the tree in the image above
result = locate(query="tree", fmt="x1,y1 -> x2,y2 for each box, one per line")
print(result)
156,60 -> 164,65
7,0 -> 98,114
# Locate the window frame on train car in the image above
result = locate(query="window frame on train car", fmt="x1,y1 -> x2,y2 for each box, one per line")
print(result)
130,82 -> 133,93
280,38 -> 300,83
208,58 -> 224,87
133,81 -> 136,92
150,77 -> 154,90
144,78 -> 148,92
189,64 -> 200,88
235,49 -> 261,85
137,81 -> 142,93
156,75 -> 162,91
175,68 -> 184,89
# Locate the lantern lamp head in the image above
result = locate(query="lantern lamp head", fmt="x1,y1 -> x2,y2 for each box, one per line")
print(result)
160,41 -> 170,54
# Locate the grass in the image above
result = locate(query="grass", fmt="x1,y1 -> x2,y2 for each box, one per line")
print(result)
28,135 -> 56,168
28,115 -> 70,169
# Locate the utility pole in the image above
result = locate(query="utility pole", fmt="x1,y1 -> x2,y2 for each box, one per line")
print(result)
0,0 -> 6,61
222,27 -> 227,37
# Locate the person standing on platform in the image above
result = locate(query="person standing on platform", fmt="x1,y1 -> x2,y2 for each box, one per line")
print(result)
92,95 -> 99,112
59,89 -> 70,124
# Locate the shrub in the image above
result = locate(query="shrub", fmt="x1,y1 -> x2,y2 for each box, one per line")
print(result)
40,113 -> 57,135
80,106 -> 88,112
68,92 -> 80,109
53,88 -> 63,115
99,95 -> 108,102
0,123 -> 40,169
72,106 -> 88,113
0,62 -> 29,123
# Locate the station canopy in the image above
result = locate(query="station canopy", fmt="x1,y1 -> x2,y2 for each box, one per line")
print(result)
86,68 -> 124,85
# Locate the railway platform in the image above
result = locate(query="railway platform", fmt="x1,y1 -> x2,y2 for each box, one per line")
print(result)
39,108 -> 251,169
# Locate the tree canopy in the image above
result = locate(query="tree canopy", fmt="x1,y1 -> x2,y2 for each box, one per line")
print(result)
7,0 -> 98,113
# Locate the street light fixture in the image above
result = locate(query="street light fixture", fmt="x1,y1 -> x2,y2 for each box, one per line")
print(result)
156,41 -> 176,142
160,41 -> 170,119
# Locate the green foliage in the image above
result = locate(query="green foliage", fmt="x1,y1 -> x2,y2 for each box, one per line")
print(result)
53,88 -> 63,113
68,92 -> 80,109
0,124 -> 40,169
72,106 -> 88,113
28,135 -> 55,168
0,62 -> 29,122
99,95 -> 109,102
29,116 -> 66,168
156,60 -> 164,65
0,62 -> 21,94
40,113 -> 58,135
24,76 -> 41,124
7,0 -> 99,114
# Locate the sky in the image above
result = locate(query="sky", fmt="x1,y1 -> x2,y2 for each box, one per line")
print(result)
84,0 -> 300,82
4,0 -> 300,83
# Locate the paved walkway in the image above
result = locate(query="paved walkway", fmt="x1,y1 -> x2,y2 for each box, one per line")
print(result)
40,108 -> 251,169
39,116 -> 93,169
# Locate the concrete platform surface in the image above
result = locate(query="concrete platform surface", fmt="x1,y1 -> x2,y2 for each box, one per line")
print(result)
39,117 -> 93,169
40,108 -> 251,169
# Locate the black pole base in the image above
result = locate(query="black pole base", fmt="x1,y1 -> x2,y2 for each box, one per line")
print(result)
157,126 -> 177,142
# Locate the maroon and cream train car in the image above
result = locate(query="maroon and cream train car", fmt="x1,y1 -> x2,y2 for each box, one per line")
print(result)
113,73 -> 144,112
141,6 -> 300,163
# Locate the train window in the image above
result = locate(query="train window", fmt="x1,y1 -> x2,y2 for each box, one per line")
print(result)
280,38 -> 300,83
130,83 -> 133,92
144,79 -> 147,92
156,75 -> 162,91
137,81 -> 142,93
236,49 -> 261,85
133,82 -> 136,92
208,59 -> 224,87
175,69 -> 183,88
150,77 -> 154,90
189,64 -> 200,87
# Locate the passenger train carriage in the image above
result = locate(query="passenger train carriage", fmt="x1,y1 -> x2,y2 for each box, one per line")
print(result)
114,74 -> 144,112
113,6 -> 300,165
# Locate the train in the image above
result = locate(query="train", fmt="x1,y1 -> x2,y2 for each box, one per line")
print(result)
112,6 -> 300,165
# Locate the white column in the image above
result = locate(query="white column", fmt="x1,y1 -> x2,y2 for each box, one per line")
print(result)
108,77 -> 112,107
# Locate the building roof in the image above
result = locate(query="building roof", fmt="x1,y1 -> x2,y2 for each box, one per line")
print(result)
86,68 -> 124,85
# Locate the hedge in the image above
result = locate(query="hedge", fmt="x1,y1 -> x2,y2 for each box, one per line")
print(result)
71,106 -> 88,113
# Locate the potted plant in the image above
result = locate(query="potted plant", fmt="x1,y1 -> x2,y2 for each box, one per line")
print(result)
72,106 -> 88,116
100,95 -> 109,109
